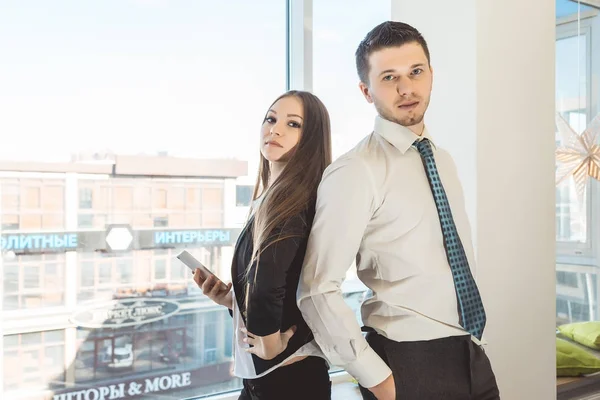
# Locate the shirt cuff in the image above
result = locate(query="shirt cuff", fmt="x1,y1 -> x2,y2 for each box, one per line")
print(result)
344,345 -> 392,388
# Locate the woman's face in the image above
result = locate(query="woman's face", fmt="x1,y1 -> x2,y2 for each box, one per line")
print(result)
260,96 -> 304,162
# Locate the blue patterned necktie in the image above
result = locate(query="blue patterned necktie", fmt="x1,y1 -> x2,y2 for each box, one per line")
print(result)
414,138 -> 486,340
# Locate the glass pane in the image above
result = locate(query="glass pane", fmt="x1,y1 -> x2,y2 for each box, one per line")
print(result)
43,186 -> 64,211
3,351 -> 20,390
154,189 -> 168,209
79,262 -> 95,288
555,33 -> 588,243
0,0 -> 285,398
2,213 -> 20,230
556,269 -> 597,325
23,266 -> 40,289
117,259 -> 133,284
3,295 -> 19,311
2,183 -> 20,209
45,330 -> 65,343
154,259 -> 167,280
3,264 -> 19,293
44,263 -> 64,290
236,185 -> 253,207
313,0 -> 391,159
22,187 -> 40,209
23,294 -> 44,309
21,332 -> 42,346
78,213 -> 93,228
23,349 -> 41,374
98,263 -> 112,284
45,346 -> 64,370
79,188 -> 93,209
170,259 -> 186,281
4,335 -> 19,349
555,1 -> 600,332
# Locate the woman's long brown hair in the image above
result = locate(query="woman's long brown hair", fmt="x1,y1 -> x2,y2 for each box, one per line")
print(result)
247,90 -> 332,280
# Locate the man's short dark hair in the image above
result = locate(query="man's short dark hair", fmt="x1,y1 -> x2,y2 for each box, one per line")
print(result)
355,21 -> 431,84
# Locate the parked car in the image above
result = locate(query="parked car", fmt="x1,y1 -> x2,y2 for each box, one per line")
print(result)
105,343 -> 134,370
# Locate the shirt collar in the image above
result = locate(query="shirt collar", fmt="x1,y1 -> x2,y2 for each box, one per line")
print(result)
373,115 -> 436,154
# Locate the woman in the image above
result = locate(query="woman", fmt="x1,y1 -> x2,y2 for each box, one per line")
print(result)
193,90 -> 333,400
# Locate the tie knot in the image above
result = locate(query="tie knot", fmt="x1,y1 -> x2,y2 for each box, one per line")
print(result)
414,138 -> 433,158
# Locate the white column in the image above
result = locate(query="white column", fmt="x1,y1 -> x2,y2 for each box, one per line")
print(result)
0,184 -> 4,396
288,0 -> 313,91
391,1 -> 556,399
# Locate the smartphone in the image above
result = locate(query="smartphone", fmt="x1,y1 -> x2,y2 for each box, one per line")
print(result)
177,250 -> 228,291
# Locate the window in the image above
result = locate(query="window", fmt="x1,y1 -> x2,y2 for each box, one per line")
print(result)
77,214 -> 94,228
98,263 -> 112,285
187,188 -> 200,209
136,186 -> 152,210
0,1 -> 396,398
117,259 -> 133,284
2,183 -> 20,209
79,188 -> 93,209
2,255 -> 66,311
2,214 -> 19,230
0,1 -> 285,397
3,179 -> 66,230
154,259 -> 167,280
153,216 -> 169,227
556,264 -> 598,324
203,312 -> 219,364
555,1 -> 600,328
80,262 -> 95,288
78,253 -> 175,302
43,185 -> 64,211
114,187 -> 133,210
169,187 -> 185,210
3,330 -> 65,392
235,185 -> 253,207
201,187 -> 224,227
22,186 -> 41,209
154,189 -> 168,209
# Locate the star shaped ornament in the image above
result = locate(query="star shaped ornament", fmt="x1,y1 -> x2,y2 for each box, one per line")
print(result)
555,112 -> 600,202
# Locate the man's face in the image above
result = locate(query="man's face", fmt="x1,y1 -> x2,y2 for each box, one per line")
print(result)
359,42 -> 433,132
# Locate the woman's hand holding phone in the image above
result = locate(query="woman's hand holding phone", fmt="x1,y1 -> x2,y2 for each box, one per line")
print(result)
193,269 -> 233,309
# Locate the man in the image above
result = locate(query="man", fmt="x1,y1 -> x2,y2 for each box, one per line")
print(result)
297,21 -> 499,400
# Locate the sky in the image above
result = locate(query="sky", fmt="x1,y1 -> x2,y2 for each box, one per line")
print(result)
0,0 -> 390,184
0,0 -> 590,179
556,0 -> 593,18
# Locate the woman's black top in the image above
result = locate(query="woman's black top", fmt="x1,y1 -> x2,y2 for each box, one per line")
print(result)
231,205 -> 316,376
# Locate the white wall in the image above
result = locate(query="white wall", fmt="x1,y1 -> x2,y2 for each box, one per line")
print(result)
391,0 -> 557,398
